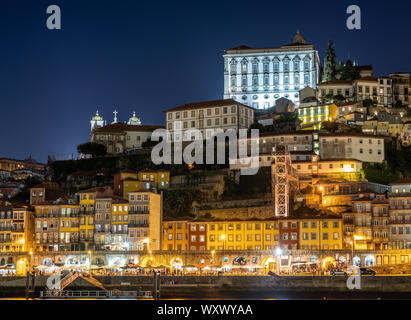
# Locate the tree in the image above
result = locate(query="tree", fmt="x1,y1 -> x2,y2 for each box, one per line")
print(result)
333,94 -> 346,104
340,59 -> 360,81
321,121 -> 339,133
77,142 -> 107,158
363,99 -> 377,107
322,40 -> 337,83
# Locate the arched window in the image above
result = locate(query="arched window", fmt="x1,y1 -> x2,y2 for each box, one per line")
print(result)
293,57 -> 300,71
283,58 -> 290,72
230,59 -> 237,73
294,73 -> 300,86
304,57 -> 311,71
273,57 -> 280,72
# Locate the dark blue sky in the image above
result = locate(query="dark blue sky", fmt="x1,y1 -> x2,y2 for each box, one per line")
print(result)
1,0 -> 410,163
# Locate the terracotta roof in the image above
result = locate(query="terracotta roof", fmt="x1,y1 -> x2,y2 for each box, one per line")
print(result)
319,80 -> 352,86
355,76 -> 378,82
224,43 -> 314,54
390,179 -> 411,186
93,123 -> 163,134
32,182 -> 60,189
319,132 -> 385,138
116,169 -> 137,174
164,99 -> 254,112
355,65 -> 373,71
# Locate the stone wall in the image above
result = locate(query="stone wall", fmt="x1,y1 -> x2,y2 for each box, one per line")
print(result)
198,205 -> 274,219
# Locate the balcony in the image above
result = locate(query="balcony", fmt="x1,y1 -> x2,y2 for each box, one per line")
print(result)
389,220 -> 411,225
80,210 -> 95,215
0,227 -> 13,231
128,211 -> 149,215
128,223 -> 149,228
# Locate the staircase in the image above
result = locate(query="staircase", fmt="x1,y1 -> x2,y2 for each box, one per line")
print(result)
59,271 -> 79,291
79,275 -> 107,291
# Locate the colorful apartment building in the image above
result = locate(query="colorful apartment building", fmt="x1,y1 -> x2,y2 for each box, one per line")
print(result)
298,104 -> 339,130
207,221 -> 279,251
299,218 -> 343,250
162,220 -> 188,251
128,191 -> 162,251
188,221 -> 207,251
114,169 -> 170,199
279,219 -> 300,250
110,201 -> 129,250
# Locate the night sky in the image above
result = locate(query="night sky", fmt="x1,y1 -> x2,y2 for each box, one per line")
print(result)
1,0 -> 410,163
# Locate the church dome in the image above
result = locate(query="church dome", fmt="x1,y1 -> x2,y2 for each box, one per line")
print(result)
292,29 -> 306,45
128,112 -> 141,125
92,111 -> 103,121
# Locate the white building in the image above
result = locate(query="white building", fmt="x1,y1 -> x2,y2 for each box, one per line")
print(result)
318,80 -> 354,102
164,99 -> 254,140
89,111 -> 163,154
319,134 -> 385,163
223,30 -> 320,109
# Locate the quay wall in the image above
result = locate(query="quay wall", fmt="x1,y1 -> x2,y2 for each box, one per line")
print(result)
2,276 -> 411,293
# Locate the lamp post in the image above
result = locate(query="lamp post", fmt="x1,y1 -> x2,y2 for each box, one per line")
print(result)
350,241 -> 354,266
275,247 -> 283,274
29,250 -> 33,274
88,250 -> 91,274
221,234 -> 226,251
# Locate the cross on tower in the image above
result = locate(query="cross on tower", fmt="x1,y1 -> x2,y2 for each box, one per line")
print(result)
113,110 -> 118,123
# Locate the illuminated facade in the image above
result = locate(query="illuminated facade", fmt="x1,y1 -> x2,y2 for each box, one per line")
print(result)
165,99 -> 254,140
299,218 -> 343,250
114,169 -> 170,199
319,134 -> 385,163
223,30 -> 320,109
110,201 -> 129,250
298,104 -> 339,130
207,221 -> 279,251
162,220 -> 189,251
128,191 -> 162,251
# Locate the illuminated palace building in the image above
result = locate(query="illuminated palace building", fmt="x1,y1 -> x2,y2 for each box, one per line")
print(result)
223,30 -> 320,109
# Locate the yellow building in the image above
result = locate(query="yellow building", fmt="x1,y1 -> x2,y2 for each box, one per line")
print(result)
298,104 -> 339,130
111,201 -> 129,250
207,220 -> 279,251
138,169 -> 170,190
128,191 -> 163,251
58,205 -> 81,251
114,169 -> 170,199
79,189 -> 97,251
162,220 -> 189,251
299,218 -> 343,250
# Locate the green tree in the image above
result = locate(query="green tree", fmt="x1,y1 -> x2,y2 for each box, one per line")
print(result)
322,40 -> 337,83
77,142 -> 107,158
340,59 -> 360,81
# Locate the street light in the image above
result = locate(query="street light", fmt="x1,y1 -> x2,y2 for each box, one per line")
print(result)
88,250 -> 91,274
275,247 -> 283,274
221,234 -> 226,251
29,250 -> 33,274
